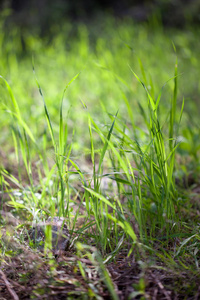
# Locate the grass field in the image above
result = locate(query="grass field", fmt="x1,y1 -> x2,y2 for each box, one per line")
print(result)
0,14 -> 200,299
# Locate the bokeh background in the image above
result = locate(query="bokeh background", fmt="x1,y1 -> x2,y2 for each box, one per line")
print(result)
0,0 -> 200,166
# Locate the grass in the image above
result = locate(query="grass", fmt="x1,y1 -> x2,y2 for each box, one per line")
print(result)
0,14 -> 200,299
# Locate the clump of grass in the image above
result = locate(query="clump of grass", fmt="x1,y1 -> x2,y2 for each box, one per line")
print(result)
0,55 -> 188,251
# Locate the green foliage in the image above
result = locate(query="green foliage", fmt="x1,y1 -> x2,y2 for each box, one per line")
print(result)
0,14 -> 200,299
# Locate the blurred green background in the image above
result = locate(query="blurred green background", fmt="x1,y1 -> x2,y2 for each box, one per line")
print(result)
0,0 -> 200,166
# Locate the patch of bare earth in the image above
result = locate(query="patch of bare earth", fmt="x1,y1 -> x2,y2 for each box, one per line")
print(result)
1,220 -> 200,300
1,249 -> 200,299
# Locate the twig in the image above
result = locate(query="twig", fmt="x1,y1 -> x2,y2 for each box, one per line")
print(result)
0,269 -> 19,300
150,271 -> 171,300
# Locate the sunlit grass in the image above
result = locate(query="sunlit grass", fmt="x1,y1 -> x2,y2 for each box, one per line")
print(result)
0,14 -> 200,298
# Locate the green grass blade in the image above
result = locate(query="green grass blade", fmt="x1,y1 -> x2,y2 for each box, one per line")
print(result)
33,66 -> 55,147
84,187 -> 116,210
129,65 -> 156,111
59,72 -> 80,154
98,111 -> 118,174
169,58 -> 178,151
0,75 -> 21,117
